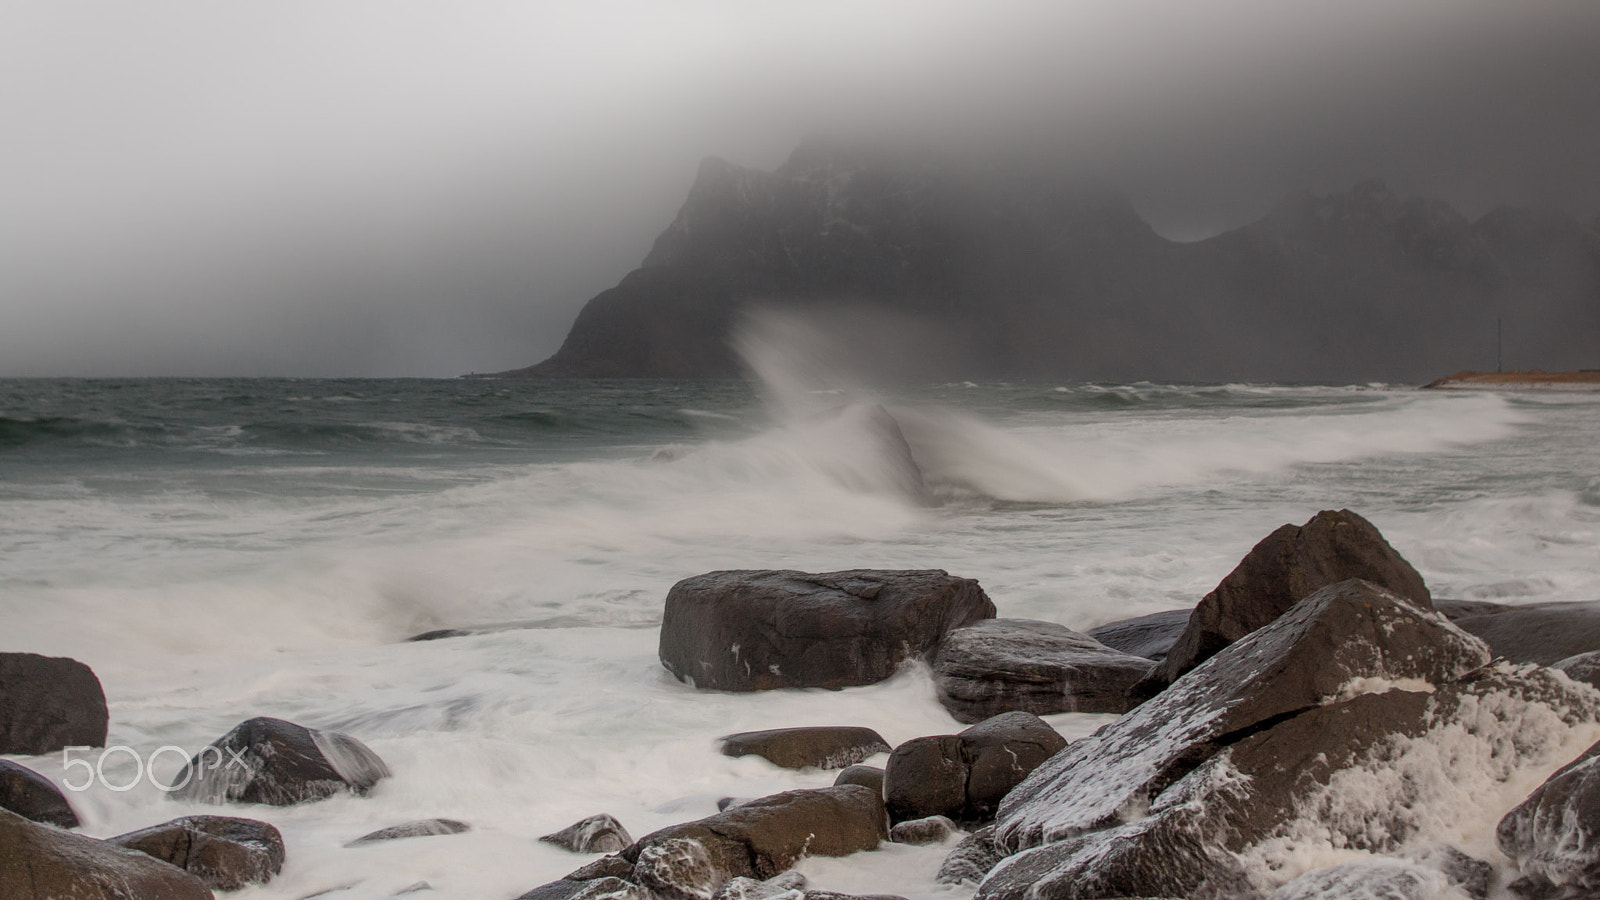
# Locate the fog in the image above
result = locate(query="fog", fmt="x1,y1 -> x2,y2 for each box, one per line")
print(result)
2,0 -> 1597,376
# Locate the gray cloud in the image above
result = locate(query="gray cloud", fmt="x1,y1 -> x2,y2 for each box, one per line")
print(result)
2,0 -> 1597,375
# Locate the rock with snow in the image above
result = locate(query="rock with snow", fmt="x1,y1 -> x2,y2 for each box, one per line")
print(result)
884,711 -> 1065,824
1155,509 -> 1431,685
659,569 -> 995,691
0,652 -> 109,755
930,619 -> 1155,723
720,727 -> 889,770
0,759 -> 78,828
110,815 -> 285,890
169,716 -> 390,806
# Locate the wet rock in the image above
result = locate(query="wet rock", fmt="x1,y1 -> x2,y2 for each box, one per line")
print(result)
110,814 -> 285,890
1156,509 -> 1431,684
0,652 -> 109,755
802,894 -> 909,900
1498,735 -> 1600,891
930,619 -> 1155,723
346,818 -> 470,846
935,825 -> 1002,885
831,765 -> 883,795
713,872 -> 806,900
1267,860 -> 1471,899
720,727 -> 889,770
0,759 -> 78,828
394,883 -> 432,895
997,579 -> 1488,850
636,837 -> 721,900
884,711 -> 1065,824
170,716 -> 391,806
1551,650 -> 1600,690
1412,845 -> 1494,900
0,806 -> 214,900
659,569 -> 995,690
568,855 -> 636,881
889,815 -> 956,845
1085,608 -> 1191,662
717,797 -> 753,812
1442,600 -> 1600,666
623,785 -> 888,892
541,814 -> 633,854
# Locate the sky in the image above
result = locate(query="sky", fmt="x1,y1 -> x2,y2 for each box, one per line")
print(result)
2,0 -> 1598,377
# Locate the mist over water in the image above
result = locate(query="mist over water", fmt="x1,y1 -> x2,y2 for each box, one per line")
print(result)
0,362 -> 1596,897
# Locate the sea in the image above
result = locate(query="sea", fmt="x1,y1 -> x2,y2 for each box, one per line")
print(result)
2,354 -> 1598,898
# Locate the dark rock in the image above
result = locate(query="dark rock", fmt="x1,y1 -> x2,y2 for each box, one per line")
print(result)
567,855 -> 636,881
635,837 -> 721,900
1498,735 -> 1600,890
802,894 -> 909,900
0,759 -> 78,828
888,815 -> 956,845
831,765 -> 883,795
170,716 -> 390,806
1267,860 -> 1467,899
717,797 -> 752,812
930,619 -> 1155,723
394,883 -> 432,895
346,818 -> 470,846
884,711 -> 1065,824
997,579 -> 1489,850
541,814 -> 633,854
0,652 -> 109,755
623,785 -> 888,892
935,825 -> 1002,885
1552,650 -> 1600,690
1157,510 -> 1431,684
569,876 -> 653,900
1085,609 -> 1191,662
720,727 -> 889,770
1441,600 -> 1600,665
659,569 -> 995,691
110,814 -> 285,890
517,879 -> 596,900
713,872 -> 806,899
0,806 -> 214,900
974,819 -> 1252,900
1412,845 -> 1494,900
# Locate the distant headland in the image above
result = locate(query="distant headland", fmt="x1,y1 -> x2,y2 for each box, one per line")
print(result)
1424,370 -> 1600,390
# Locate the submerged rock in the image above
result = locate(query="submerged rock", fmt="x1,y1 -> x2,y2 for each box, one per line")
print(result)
1267,860 -> 1472,899
541,814 -> 633,854
1084,608 -> 1191,662
930,618 -> 1154,723
0,652 -> 109,755
659,569 -> 994,691
110,815 -> 285,890
0,807 -> 214,900
1156,509 -> 1431,684
169,716 -> 391,806
935,824 -> 1003,885
347,818 -> 470,846
720,727 -> 890,770
884,711 -> 1065,824
0,759 -> 78,828
889,815 -> 957,845
712,872 -> 806,900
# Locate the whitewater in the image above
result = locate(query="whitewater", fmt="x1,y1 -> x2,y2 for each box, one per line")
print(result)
2,367 -> 1598,898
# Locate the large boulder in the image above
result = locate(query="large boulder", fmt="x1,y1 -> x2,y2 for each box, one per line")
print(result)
1156,509 -> 1431,684
169,716 -> 390,806
720,727 -> 889,770
1084,608 -> 1191,662
884,711 -> 1066,824
997,579 -> 1487,850
659,569 -> 995,691
0,759 -> 78,828
1498,736 -> 1600,893
930,619 -> 1154,723
110,815 -> 285,890
0,652 -> 109,755
1436,600 -> 1600,666
0,806 -> 214,900
621,785 -> 888,892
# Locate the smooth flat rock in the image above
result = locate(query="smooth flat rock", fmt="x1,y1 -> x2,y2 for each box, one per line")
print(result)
720,727 -> 889,770
0,652 -> 109,755
170,716 -> 390,806
931,618 -> 1155,723
659,569 -> 995,691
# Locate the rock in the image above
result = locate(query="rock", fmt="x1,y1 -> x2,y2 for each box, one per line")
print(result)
568,856 -> 636,881
713,872 -> 806,900
1156,510 -> 1431,684
110,814 -> 285,890
346,818 -> 470,846
517,878 -> 620,900
0,759 -> 78,828
1440,600 -> 1600,666
1267,860 -> 1471,899
1085,609 -> 1191,662
394,883 -> 432,895
1552,650 -> 1600,690
541,814 -> 633,854
720,727 -> 890,770
635,837 -> 721,900
622,785 -> 888,892
0,652 -> 109,755
889,815 -> 956,845
717,797 -> 753,812
802,894 -> 908,900
659,569 -> 995,691
831,765 -> 883,795
0,806 -> 214,900
1411,845 -> 1494,900
1498,735 -> 1600,891
974,816 -> 1252,900
996,579 -> 1488,851
884,711 -> 1067,824
935,824 -> 1003,885
569,876 -> 654,900
930,619 -> 1155,723
170,716 -> 390,806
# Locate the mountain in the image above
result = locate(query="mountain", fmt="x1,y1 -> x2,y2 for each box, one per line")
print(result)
503,145 -> 1600,383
